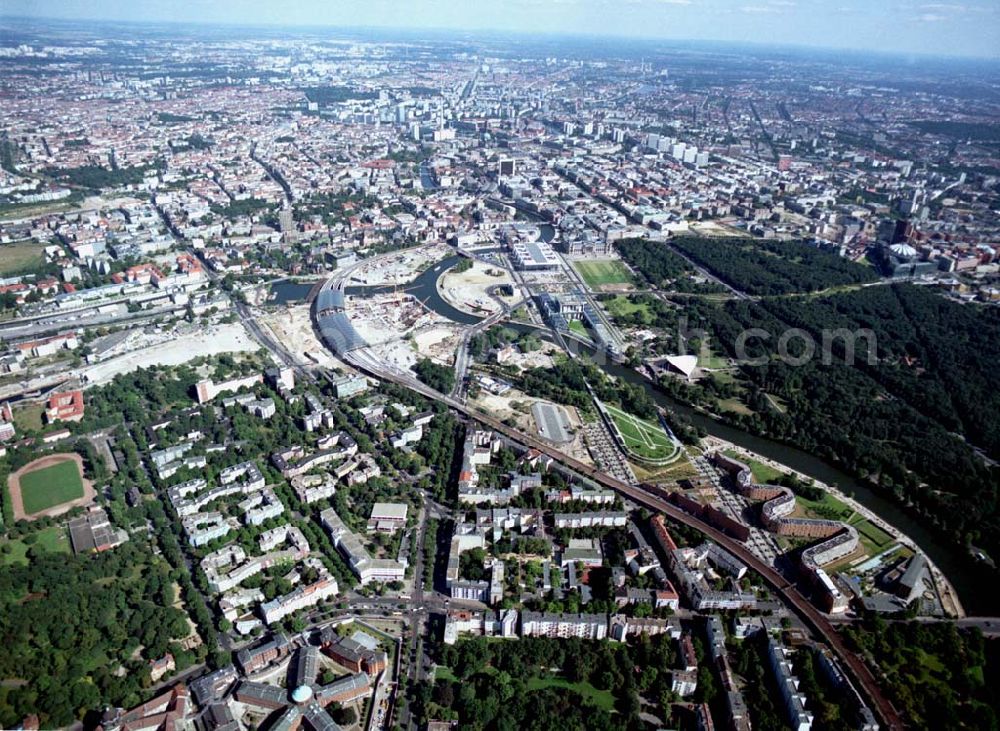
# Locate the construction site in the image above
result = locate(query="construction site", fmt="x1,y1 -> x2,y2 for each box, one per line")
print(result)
345,244 -> 452,286
437,259 -> 517,316
345,290 -> 464,372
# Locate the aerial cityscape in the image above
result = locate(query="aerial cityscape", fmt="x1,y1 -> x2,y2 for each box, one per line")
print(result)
0,4 -> 998,731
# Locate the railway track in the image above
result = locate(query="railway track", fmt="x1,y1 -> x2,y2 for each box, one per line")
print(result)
342,352 -> 904,730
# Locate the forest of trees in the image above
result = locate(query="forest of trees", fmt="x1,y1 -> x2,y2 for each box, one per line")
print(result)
412,634 -> 683,730
908,120 -> 1000,142
210,197 -> 274,220
668,235 -> 878,296
469,325 -> 540,361
616,238 -> 692,286
0,544 -> 193,727
761,283 -> 1000,458
840,617 -> 998,729
517,359 -> 657,421
303,85 -> 378,105
46,162 -> 164,190
615,238 -> 724,294
413,358 -> 456,393
625,282 -> 1000,563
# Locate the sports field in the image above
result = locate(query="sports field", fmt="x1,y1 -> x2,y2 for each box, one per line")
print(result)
573,259 -> 632,289
604,403 -> 680,464
16,457 -> 86,515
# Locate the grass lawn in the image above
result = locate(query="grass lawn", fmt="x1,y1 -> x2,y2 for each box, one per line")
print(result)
0,525 -> 71,566
710,370 -> 740,388
525,676 -> 616,711
722,451 -> 785,483
573,260 -> 632,289
604,294 -> 650,318
604,403 -> 680,464
0,241 -> 47,276
0,193 -> 82,222
632,454 -> 699,484
18,459 -> 85,514
848,515 -> 895,554
718,398 -> 754,416
794,490 -> 854,522
568,320 -> 589,338
13,402 -> 45,433
434,666 -> 458,683
699,351 -> 730,370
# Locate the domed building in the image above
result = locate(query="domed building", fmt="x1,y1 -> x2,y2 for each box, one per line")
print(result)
889,242 -> 917,259
231,643 -> 374,731
875,239 -> 937,279
291,684 -> 314,704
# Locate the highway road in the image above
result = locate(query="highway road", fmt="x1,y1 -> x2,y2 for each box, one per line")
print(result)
449,295 -> 527,401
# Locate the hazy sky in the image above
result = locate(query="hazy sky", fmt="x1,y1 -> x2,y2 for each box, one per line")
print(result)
4,0 -> 1000,58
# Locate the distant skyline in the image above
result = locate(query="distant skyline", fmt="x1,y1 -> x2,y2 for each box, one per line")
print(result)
3,0 -> 999,58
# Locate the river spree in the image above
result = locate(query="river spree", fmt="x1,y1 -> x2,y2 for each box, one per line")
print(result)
384,257 -> 994,613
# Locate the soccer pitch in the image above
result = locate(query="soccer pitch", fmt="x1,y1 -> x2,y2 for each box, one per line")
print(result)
18,459 -> 85,514
603,404 -> 680,464
573,260 -> 632,289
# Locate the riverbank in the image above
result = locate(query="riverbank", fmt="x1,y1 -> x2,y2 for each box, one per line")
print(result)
340,246 -> 993,614
435,259 -> 515,317
701,435 -> 965,618
600,357 -> 992,614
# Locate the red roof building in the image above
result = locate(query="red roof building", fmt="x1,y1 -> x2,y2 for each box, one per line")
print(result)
45,390 -> 85,423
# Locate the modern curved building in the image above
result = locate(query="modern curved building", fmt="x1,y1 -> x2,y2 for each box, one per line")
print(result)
313,283 -> 368,354
711,452 -> 858,613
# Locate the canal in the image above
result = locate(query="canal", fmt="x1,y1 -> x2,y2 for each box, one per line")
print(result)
351,255 -> 993,613
270,279 -> 317,304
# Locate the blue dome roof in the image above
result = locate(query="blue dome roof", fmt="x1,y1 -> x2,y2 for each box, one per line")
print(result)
291,685 -> 313,704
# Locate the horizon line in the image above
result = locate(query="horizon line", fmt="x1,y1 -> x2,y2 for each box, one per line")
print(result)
2,12 -> 999,64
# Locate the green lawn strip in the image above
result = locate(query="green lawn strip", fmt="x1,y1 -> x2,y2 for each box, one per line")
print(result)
793,491 -> 854,522
849,518 -> 895,551
18,460 -> 85,514
722,451 -> 784,484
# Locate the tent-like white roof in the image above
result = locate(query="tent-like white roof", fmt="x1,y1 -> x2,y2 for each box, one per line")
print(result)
665,355 -> 698,377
